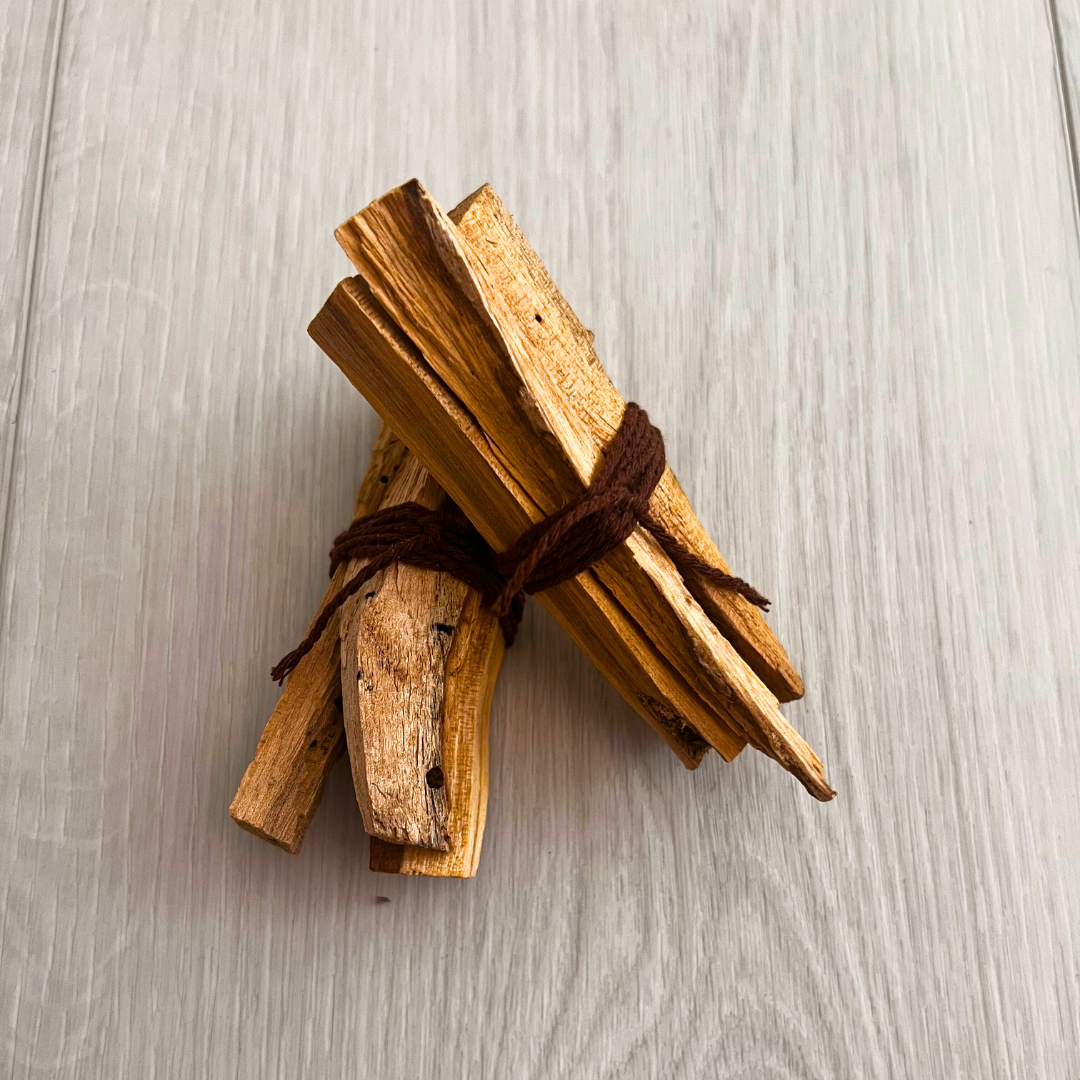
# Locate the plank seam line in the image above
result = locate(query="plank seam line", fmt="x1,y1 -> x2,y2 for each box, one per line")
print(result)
1047,0 -> 1080,240
0,0 -> 68,604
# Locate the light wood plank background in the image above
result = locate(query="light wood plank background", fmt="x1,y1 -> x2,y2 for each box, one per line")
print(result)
3,1 -> 1079,1076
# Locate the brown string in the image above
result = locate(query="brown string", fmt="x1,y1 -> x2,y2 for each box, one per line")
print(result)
269,504 -> 522,684
271,402 -> 768,685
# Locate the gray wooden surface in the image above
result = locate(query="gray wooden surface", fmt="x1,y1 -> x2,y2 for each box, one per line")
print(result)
3,1 -> 1079,1076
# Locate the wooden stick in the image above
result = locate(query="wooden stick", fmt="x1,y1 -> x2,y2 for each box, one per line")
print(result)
450,184 -> 804,703
229,425 -> 409,852
309,275 -> 741,766
338,455 -> 466,851
369,586 -> 504,877
342,454 -> 506,874
333,181 -> 830,799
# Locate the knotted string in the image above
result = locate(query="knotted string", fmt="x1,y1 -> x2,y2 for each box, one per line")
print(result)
269,504 -> 521,684
271,403 -> 768,685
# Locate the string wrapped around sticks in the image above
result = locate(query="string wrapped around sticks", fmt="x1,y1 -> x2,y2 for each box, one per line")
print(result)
272,403 -> 768,685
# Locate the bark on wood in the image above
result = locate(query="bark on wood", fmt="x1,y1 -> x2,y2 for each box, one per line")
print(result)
310,275 -> 737,767
229,425 -> 409,852
369,587 -> 504,877
338,455 -> 467,851
332,180 -> 830,799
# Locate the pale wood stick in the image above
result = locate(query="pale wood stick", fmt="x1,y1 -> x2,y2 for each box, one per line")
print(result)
229,425 -> 409,852
338,456 -> 467,851
450,184 -> 804,703
309,275 -> 743,766
369,587 -> 504,877
333,181 -> 830,799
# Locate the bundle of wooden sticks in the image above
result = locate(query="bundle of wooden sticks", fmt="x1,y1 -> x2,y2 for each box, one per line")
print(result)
230,181 -> 833,878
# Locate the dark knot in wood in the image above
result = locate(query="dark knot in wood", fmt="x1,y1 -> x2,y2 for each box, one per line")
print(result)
271,403 -> 769,685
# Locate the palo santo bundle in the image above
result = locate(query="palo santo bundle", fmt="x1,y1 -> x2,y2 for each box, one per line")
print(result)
232,179 -> 831,887
312,180 -> 832,800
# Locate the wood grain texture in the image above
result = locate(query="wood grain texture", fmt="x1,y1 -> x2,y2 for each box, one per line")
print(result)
1052,0 -> 1080,217
370,586 -> 505,877
228,424 -> 409,851
451,182 -> 806,705
339,456 -> 465,851
0,0 -> 64,567
2,0 -> 1080,1077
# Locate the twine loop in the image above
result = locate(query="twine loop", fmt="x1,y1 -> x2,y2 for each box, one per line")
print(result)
271,403 -> 768,684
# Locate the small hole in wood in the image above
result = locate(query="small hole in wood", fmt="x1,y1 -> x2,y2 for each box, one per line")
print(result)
379,475 -> 389,483
376,895 -> 391,904
309,740 -> 318,749
433,622 -> 455,635
535,313 -> 543,323
426,766 -> 445,789
365,591 -> 376,599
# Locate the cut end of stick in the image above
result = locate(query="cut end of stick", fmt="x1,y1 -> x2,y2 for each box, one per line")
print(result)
803,774 -> 837,802
229,802 -> 303,854
758,724 -> 835,801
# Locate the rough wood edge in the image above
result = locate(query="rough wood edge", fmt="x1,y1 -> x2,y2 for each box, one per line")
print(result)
229,425 -> 409,853
370,588 -> 505,877
338,458 -> 461,851
451,183 -> 804,703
